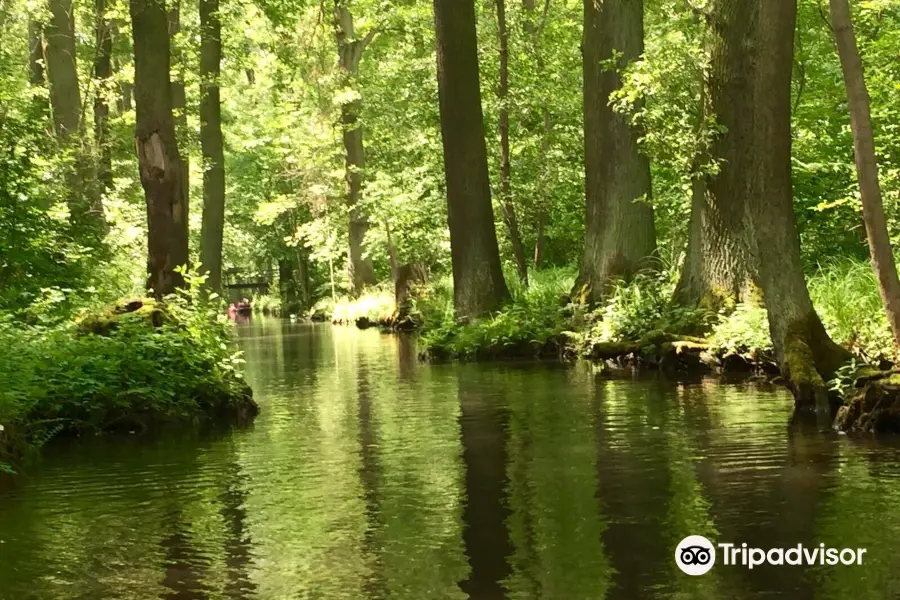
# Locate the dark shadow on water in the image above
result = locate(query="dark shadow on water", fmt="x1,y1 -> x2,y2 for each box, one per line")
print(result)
457,370 -> 513,599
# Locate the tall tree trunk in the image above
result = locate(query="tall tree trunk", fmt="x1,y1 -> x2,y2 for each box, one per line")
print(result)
746,0 -> 848,408
168,0 -> 188,225
199,0 -> 226,294
524,0 -> 552,269
130,0 -> 189,297
496,0 -> 528,285
576,0 -> 656,304
28,20 -> 45,86
45,0 -> 80,138
46,0 -> 107,238
674,1 -> 757,310
829,0 -> 900,353
533,110 -> 552,268
434,0 -> 510,319
94,0 -> 114,196
334,1 -> 376,296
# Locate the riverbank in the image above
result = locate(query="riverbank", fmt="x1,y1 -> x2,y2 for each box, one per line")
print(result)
319,263 -> 898,432
0,295 -> 258,473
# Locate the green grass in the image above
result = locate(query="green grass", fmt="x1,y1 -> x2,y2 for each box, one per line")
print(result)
809,258 -> 895,361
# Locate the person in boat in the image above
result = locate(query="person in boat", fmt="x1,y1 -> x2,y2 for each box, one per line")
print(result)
227,303 -> 238,320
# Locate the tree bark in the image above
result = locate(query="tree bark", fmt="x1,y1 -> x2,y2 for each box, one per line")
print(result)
533,110 -> 552,268
746,0 -> 849,408
576,0 -> 656,304
674,0 -> 758,310
45,0 -> 81,138
199,0 -> 226,294
46,0 -> 107,238
524,0 -> 552,269
130,0 -> 189,297
496,0 -> 528,285
334,1 -> 376,296
168,0 -> 188,219
94,0 -> 114,196
28,20 -> 45,86
434,0 -> 510,319
829,0 -> 900,353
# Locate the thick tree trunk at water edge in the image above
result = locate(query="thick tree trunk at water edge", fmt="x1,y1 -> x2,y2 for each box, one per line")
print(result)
130,0 -> 189,297
674,0 -> 758,310
199,0 -> 226,294
745,0 -> 849,409
433,0 -> 510,319
829,0 -> 900,353
575,0 -> 656,305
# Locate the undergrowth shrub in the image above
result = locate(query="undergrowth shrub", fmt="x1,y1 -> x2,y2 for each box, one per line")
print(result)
0,279 -> 249,472
420,268 -> 575,359
330,286 -> 396,324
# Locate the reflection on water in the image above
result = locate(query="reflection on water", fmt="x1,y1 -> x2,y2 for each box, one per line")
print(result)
3,320 -> 900,599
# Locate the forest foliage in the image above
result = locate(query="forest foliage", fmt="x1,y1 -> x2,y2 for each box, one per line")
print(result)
3,0 -> 900,453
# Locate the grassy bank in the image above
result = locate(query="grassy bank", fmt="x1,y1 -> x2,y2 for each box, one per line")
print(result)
416,260 -> 896,370
0,288 -> 257,473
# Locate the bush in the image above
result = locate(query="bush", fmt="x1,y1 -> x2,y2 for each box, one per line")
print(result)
580,269 -> 714,347
420,268 -> 575,359
0,282 -> 254,472
330,287 -> 396,325
708,303 -> 772,355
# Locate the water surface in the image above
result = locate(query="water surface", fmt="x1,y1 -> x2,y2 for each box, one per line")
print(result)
2,319 -> 900,599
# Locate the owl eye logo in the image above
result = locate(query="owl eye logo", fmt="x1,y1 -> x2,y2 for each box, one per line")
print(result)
675,535 -> 716,575
680,546 -> 712,565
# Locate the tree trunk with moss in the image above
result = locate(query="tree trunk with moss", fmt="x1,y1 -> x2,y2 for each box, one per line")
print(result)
130,0 -> 189,296
829,0 -> 900,353
199,0 -> 226,294
334,1 -> 376,296
674,0 -> 758,310
576,0 -> 656,304
746,0 -> 849,408
496,0 -> 528,285
434,0 -> 510,319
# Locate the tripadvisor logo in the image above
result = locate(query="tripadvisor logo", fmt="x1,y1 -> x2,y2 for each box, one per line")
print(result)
675,535 -> 868,575
676,535 -> 716,576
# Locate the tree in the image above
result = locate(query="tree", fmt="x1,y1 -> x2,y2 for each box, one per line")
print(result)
674,0 -> 757,310
334,0 -> 376,296
46,0 -> 107,237
576,0 -> 656,304
130,0 -> 189,296
168,0 -> 188,207
433,0 -> 510,318
94,0 -> 114,196
199,0 -> 226,294
495,0 -> 528,285
745,0 -> 848,407
829,0 -> 900,352
524,0 -> 553,269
